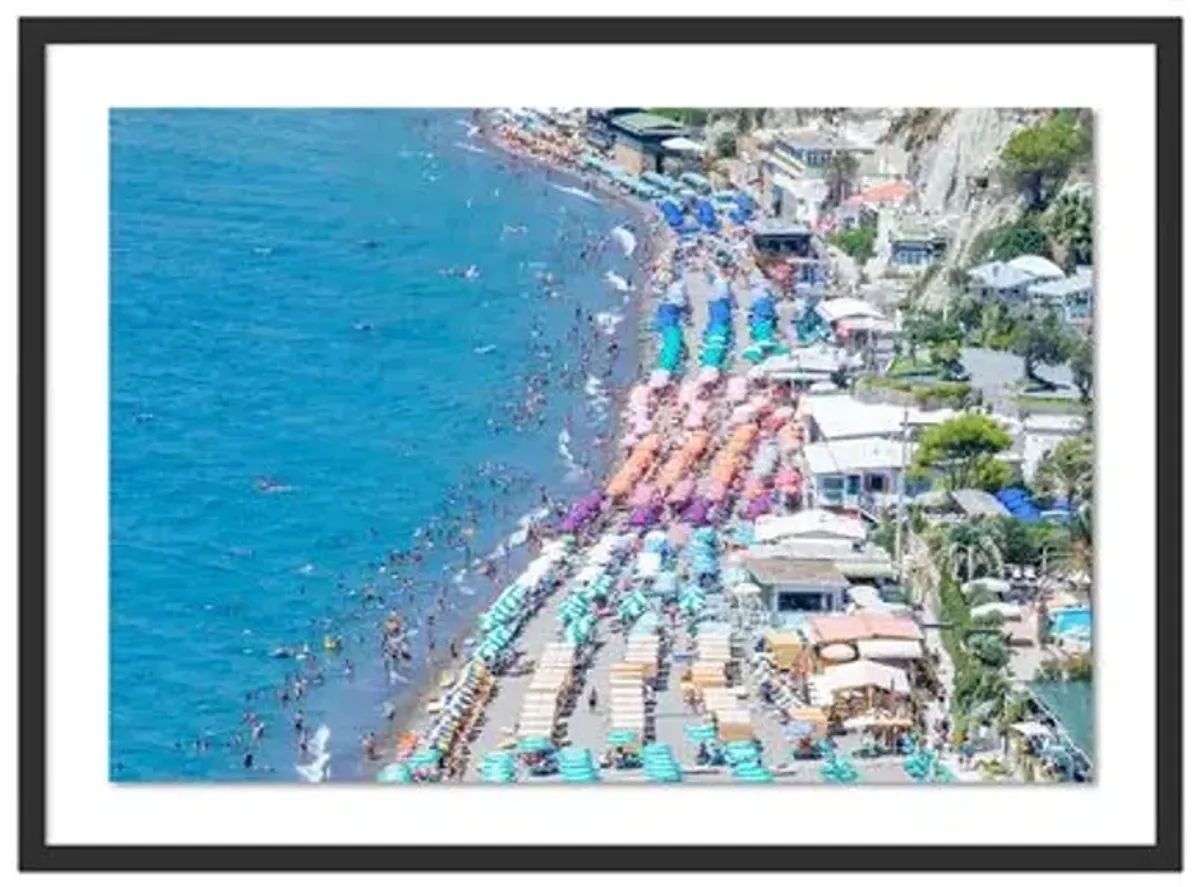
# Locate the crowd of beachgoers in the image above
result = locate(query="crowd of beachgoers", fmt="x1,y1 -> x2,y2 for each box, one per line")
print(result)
360,108 -> 950,787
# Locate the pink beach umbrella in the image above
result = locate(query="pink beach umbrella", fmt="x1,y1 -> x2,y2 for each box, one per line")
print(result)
629,482 -> 659,509
684,401 -> 709,430
776,467 -> 802,494
667,477 -> 696,505
725,376 -> 748,404
678,380 -> 699,406
698,366 -> 721,386
707,481 -> 729,503
730,404 -> 758,425
648,368 -> 672,390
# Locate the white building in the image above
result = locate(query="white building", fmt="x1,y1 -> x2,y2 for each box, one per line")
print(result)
802,394 -> 957,443
803,436 -> 916,512
816,297 -> 897,347
1020,413 -> 1088,482
754,509 -> 869,545
743,557 -> 852,622
1026,266 -> 1094,328
967,254 -> 1065,303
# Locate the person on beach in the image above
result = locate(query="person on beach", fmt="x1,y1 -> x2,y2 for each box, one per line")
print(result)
588,686 -> 598,713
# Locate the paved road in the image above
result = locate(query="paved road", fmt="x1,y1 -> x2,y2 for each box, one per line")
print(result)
960,347 -> 1073,406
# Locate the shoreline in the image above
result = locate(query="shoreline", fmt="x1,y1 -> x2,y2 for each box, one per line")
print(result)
369,113 -> 675,778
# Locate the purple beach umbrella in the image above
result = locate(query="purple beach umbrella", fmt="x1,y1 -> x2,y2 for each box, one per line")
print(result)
683,500 -> 710,526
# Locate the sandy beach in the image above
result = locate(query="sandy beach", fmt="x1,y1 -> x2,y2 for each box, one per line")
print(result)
372,119 -> 677,776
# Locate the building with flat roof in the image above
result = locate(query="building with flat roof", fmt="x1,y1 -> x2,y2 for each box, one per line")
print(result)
744,557 -> 851,621
608,112 -> 687,176
888,219 -> 949,269
803,436 -> 926,512
749,218 -> 815,258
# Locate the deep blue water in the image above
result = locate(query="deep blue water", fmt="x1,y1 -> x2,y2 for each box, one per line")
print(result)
110,109 -> 637,781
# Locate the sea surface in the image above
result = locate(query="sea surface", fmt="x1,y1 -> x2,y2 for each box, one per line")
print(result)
110,109 -> 639,781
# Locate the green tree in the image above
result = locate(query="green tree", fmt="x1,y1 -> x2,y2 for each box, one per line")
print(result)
937,516 -> 1007,581
991,516 -> 1070,568
1000,112 -> 1085,209
1068,333 -> 1094,403
914,415 -> 1013,490
1012,309 -> 1071,386
713,129 -> 738,159
978,299 -> 1018,350
900,310 -> 961,366
827,225 -> 875,265
1044,188 -> 1093,270
983,224 -> 1052,262
1033,436 -> 1094,514
967,633 -> 1009,668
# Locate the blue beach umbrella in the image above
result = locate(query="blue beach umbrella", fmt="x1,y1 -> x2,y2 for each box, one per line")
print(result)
377,763 -> 413,784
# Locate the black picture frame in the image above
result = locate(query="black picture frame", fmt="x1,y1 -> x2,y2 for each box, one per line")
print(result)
18,15 -> 1183,873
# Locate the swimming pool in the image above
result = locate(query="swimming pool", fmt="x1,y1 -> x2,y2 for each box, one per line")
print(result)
1049,607 -> 1092,639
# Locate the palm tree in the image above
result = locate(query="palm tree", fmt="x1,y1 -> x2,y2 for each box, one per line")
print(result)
936,517 -> 1006,582
1045,188 -> 1093,270
1033,437 -> 1094,514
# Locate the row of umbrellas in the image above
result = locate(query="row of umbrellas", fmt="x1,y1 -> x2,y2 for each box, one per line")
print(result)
481,750 -> 518,784
475,542 -> 571,664
558,747 -> 601,783
687,525 -> 720,580
561,490 -> 605,534
726,740 -> 773,783
643,743 -> 684,783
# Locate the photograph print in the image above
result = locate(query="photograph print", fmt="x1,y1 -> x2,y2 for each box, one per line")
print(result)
109,105 -> 1095,786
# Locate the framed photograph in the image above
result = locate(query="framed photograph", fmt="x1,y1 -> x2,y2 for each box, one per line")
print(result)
18,14 -> 1182,872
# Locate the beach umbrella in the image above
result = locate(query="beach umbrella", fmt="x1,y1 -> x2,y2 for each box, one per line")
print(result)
683,499 -> 710,526
734,765 -> 774,783
518,736 -> 555,754
377,763 -> 414,784
741,494 -> 773,520
607,729 -> 640,748
629,483 -> 659,509
819,643 -> 857,663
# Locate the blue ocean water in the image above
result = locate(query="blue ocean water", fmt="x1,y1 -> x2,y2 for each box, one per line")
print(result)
110,109 -> 638,781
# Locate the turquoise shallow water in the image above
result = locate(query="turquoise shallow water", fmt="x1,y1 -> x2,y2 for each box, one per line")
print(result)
110,109 -> 637,780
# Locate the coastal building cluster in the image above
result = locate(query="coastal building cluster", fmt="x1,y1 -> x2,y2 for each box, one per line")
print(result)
378,107 -> 1093,786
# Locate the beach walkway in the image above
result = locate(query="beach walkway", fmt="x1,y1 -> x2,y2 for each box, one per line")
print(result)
460,581 -> 571,781
563,622 -> 625,753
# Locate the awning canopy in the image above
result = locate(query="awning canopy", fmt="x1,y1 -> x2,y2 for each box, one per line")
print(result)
663,136 -> 706,154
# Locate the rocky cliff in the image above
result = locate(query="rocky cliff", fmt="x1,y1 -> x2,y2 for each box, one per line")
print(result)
891,108 -> 1036,306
